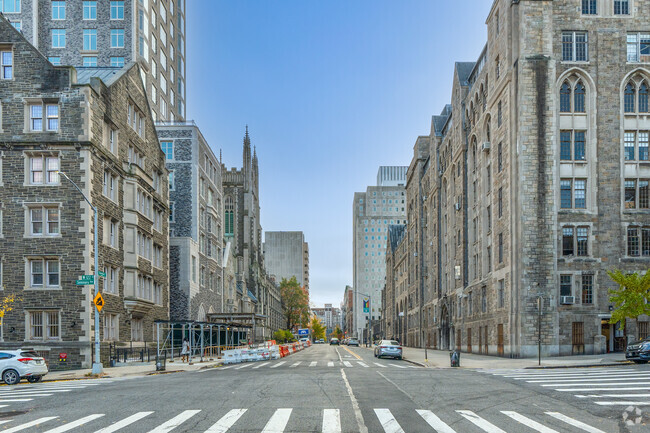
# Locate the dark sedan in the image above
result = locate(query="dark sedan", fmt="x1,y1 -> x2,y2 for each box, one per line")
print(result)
626,337 -> 650,364
329,338 -> 340,345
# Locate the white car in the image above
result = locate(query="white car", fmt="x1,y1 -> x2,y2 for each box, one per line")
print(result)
0,349 -> 48,385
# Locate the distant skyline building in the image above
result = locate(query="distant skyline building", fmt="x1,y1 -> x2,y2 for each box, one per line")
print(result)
1,0 -> 187,121
352,167 -> 407,341
263,231 -> 309,292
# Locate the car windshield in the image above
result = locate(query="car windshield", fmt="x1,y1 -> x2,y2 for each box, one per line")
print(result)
383,341 -> 400,346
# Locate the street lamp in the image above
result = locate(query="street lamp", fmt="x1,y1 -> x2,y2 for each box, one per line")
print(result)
357,291 -> 373,347
58,171 -> 103,374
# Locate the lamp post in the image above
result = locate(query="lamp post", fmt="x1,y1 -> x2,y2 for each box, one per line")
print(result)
59,171 -> 103,374
357,291 -> 372,347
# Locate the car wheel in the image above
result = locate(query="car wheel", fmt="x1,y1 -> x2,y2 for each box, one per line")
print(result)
2,369 -> 20,385
397,356 -> 402,360
27,376 -> 42,383
633,360 -> 649,364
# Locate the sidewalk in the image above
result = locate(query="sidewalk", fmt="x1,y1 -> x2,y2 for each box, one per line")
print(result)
43,358 -> 223,382
398,347 -> 632,369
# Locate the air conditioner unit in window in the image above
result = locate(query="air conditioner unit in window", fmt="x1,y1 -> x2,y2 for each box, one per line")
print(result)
482,141 -> 491,151
560,296 -> 575,305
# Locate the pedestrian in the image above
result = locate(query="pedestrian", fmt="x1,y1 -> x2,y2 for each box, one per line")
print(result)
181,338 -> 190,363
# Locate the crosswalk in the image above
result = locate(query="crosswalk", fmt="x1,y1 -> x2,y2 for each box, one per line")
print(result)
0,408 -> 611,432
0,378 -> 133,408
212,360 -> 420,371
483,367 -> 650,407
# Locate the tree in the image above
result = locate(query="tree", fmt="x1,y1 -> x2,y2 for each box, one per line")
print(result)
333,325 -> 344,340
280,276 -> 310,330
608,269 -> 650,334
310,316 -> 326,341
0,294 -> 16,328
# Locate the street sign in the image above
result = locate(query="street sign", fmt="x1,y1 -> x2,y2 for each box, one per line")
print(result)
98,271 -> 106,278
297,328 -> 309,336
363,298 -> 370,313
76,280 -> 93,285
81,275 -> 94,282
93,292 -> 105,312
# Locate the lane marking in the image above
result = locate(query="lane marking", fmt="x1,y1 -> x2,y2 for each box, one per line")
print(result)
341,369 -> 368,433
545,412 -> 607,433
456,410 -> 506,433
148,410 -> 201,433
95,412 -> 154,433
556,387 -> 650,392
343,361 -> 353,368
501,411 -> 558,433
2,417 -> 59,433
204,409 -> 247,433
541,382 -> 650,387
261,408 -> 292,433
528,376 -> 650,383
0,392 -> 64,396
594,401 -> 650,406
416,410 -> 456,433
575,393 -> 650,398
290,362 -> 301,368
270,361 -> 286,369
357,362 -> 369,368
389,364 -> 407,369
219,366 -> 234,370
374,409 -> 404,433
327,362 -> 334,367
377,371 -> 414,401
322,409 -> 341,433
43,414 -> 105,433
234,363 -> 254,370
374,362 -> 387,368
309,361 -> 317,367
253,362 -> 270,369
342,346 -> 362,360
0,399 -> 33,402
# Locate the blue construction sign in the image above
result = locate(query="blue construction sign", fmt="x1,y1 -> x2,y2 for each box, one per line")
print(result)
298,328 -> 309,336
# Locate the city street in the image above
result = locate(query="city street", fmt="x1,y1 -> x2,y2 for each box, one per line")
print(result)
0,345 -> 647,432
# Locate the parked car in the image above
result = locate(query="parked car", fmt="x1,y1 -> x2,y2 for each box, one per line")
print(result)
626,337 -> 650,364
374,340 -> 403,359
0,349 -> 48,385
347,338 -> 360,347
299,337 -> 310,344
318,338 -> 325,344
330,338 -> 340,345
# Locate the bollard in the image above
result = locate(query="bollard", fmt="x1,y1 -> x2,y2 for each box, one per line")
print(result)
450,350 -> 460,367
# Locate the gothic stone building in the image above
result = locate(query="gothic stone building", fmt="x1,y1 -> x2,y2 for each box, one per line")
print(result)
385,0 -> 650,357
0,17 -> 169,369
157,123 -> 224,322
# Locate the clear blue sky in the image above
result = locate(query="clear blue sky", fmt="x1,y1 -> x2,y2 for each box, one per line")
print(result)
187,1 -> 493,308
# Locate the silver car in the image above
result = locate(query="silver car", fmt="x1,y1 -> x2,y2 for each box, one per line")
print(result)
0,349 -> 49,385
374,340 -> 403,359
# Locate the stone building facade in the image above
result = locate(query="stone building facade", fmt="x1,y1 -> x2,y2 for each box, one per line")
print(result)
352,167 -> 407,340
0,17 -> 169,369
384,224 -> 407,342
222,128 -> 282,339
1,0 -> 187,121
157,123 -> 223,322
383,0 -> 650,357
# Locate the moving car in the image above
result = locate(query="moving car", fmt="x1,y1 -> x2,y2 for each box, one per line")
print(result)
318,338 -> 325,344
0,349 -> 48,385
299,337 -> 310,344
330,338 -> 340,345
347,338 -> 360,347
626,337 -> 650,364
374,340 -> 403,359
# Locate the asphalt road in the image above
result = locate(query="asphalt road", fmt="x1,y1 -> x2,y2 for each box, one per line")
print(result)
0,344 -> 648,432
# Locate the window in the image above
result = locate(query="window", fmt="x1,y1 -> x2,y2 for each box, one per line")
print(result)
495,56 -> 500,80
154,283 -> 162,305
83,1 -> 96,19
110,57 -> 124,67
626,226 -> 650,256
29,258 -> 59,288
497,280 -> 504,308
495,10 -> 499,35
486,205 -> 492,231
191,256 -> 197,283
0,0 -> 20,13
161,141 -> 173,160
560,130 -> 586,161
497,142 -> 503,172
168,171 -> 174,190
582,0 -> 597,14
562,225 -> 589,256
131,318 -> 143,341
52,1 -> 65,19
497,101 -> 502,127
28,311 -> 59,340
574,82 -> 585,112
29,154 -> 59,184
624,80 -> 649,113
498,233 -> 503,263
627,33 -> 650,63
560,179 -> 587,209
562,31 -> 588,62
225,196 -> 234,236
110,1 -> 124,19
497,187 -> 503,217
83,29 -> 97,50
48,57 -> 61,66
615,0 -> 630,15
625,179 -> 650,209
560,275 -> 572,297
103,266 -> 117,294
560,82 -> 571,112
581,274 -> 593,304
103,314 -> 118,341
625,82 -> 636,112
624,131 -> 649,161
1,50 -> 12,80
82,56 -> 97,67
110,29 -> 124,48
29,206 -> 60,236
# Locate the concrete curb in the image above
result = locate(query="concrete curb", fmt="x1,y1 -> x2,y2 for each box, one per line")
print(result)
402,358 -> 427,368
524,361 -> 634,370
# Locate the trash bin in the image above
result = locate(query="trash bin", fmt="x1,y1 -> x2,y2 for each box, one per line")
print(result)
155,355 -> 166,371
450,350 -> 460,367
109,358 -> 116,368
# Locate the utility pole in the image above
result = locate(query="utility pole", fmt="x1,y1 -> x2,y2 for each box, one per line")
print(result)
59,171 -> 103,374
537,294 -> 543,366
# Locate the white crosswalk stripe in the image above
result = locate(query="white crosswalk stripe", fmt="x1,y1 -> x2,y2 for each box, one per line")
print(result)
310,361 -> 317,367
253,362 -> 270,369
270,361 -> 286,368
374,362 -> 387,368
0,408 -> 610,433
342,361 -> 353,367
357,362 -> 369,368
290,362 -> 302,367
485,367 -> 650,407
327,361 -> 334,367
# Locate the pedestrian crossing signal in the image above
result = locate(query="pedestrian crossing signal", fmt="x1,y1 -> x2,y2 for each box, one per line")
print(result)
93,292 -> 104,312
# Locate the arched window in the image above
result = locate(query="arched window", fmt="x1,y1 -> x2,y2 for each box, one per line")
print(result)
485,116 -> 491,143
225,196 -> 234,237
574,81 -> 585,113
481,84 -> 487,111
625,82 -> 636,113
639,82 -> 649,113
560,81 -> 571,112
472,139 -> 477,171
